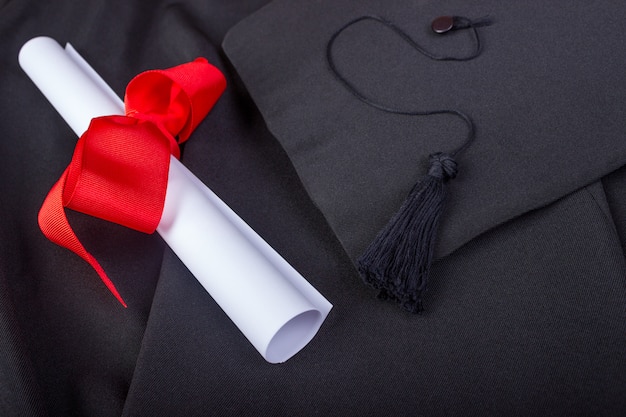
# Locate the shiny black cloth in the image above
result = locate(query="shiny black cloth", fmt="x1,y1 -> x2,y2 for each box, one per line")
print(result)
1,1 -> 625,416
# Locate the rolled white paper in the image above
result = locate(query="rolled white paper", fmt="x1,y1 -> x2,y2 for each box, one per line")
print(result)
19,36 -> 332,364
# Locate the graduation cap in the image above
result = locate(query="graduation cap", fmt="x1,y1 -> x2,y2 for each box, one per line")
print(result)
223,1 -> 626,312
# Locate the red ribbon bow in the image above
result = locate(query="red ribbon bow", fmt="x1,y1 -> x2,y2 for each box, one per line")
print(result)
38,58 -> 226,307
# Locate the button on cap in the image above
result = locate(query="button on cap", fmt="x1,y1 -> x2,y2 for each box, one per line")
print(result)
431,16 -> 454,34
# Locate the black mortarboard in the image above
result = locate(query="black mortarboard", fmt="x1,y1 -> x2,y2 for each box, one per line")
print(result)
223,0 -> 626,311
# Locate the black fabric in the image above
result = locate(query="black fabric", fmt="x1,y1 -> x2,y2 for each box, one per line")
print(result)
1,1 -> 625,416
121,182 -> 626,417
604,164 -> 626,252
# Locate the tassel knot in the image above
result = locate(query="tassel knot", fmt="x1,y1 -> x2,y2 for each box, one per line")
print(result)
428,152 -> 457,180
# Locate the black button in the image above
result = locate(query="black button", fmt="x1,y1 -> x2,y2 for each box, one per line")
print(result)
431,16 -> 454,34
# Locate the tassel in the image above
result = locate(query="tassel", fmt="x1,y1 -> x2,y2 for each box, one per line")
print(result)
327,14 -> 491,312
357,152 -> 458,313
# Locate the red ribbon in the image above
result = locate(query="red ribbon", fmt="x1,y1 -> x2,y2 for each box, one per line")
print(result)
38,58 -> 226,307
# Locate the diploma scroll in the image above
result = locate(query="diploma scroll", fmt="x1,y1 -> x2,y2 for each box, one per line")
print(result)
19,37 -> 332,364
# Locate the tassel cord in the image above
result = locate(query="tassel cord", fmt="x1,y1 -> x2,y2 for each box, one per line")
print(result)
326,14 -> 491,157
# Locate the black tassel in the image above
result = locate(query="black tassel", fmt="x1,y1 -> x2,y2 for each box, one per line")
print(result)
327,15 -> 491,312
357,152 -> 457,313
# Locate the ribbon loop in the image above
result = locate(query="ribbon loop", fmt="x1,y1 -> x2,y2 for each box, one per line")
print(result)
38,58 -> 227,306
125,58 -> 226,143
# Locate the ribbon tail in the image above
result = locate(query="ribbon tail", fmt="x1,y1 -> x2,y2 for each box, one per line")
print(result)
38,170 -> 127,308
